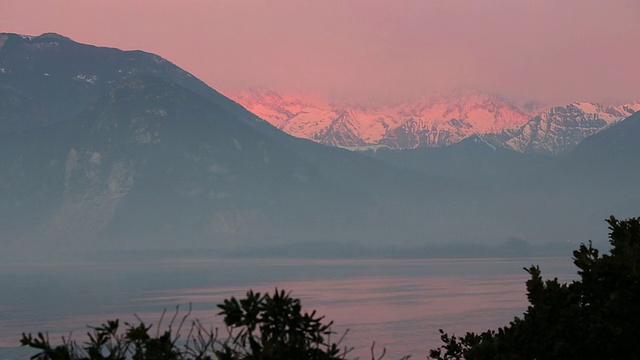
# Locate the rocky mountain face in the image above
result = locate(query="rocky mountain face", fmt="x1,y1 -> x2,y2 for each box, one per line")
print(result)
227,89 -> 639,156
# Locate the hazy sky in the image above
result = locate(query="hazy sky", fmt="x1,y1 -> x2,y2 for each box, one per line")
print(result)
3,0 -> 640,104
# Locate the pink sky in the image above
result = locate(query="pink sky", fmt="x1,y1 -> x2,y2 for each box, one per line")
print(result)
2,0 -> 640,105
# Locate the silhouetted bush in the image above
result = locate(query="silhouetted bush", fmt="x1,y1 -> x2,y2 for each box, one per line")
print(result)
217,289 -> 347,360
429,216 -> 640,360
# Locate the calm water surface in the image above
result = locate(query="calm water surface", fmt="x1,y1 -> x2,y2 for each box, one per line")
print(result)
1,257 -> 575,359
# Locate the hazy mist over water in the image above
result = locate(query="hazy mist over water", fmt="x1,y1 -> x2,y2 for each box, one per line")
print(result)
1,257 -> 576,359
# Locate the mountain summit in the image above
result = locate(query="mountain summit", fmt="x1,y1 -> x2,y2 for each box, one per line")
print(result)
0,32 -> 275,137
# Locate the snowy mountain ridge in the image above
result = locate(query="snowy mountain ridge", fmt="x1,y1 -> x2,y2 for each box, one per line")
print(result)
226,89 -> 533,149
226,89 -> 640,155
483,101 -> 640,155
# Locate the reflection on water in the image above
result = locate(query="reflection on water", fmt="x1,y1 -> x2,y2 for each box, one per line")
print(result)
0,257 -> 575,359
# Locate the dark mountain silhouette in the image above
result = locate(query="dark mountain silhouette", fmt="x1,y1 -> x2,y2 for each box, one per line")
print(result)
568,110 -> 640,164
559,110 -> 640,218
0,34 -> 448,257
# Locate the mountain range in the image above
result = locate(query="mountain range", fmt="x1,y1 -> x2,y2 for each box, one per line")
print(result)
1,32 -> 638,260
226,89 -> 640,155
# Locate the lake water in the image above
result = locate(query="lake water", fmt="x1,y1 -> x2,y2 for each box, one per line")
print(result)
0,257 -> 576,359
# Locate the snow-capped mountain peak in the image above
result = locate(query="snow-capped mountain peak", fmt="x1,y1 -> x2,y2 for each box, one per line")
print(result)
225,89 -> 533,149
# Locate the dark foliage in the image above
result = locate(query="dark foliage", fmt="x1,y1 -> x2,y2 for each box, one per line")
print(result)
21,291 -> 350,360
429,216 -> 640,360
217,289 -> 346,360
